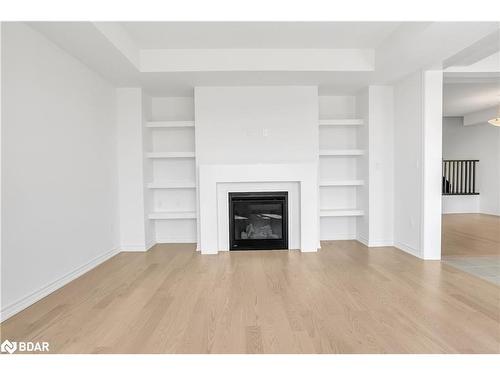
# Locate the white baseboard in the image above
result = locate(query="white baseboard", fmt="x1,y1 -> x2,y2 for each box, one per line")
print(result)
357,235 -> 394,247
356,235 -> 369,247
0,247 -> 120,323
394,240 -> 422,259
368,240 -> 394,247
300,247 -> 319,253
320,234 -> 357,241
156,237 -> 197,244
120,241 -> 156,252
479,211 -> 500,217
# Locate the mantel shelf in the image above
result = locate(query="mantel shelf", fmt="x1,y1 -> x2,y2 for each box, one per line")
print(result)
320,209 -> 364,217
319,149 -> 365,156
147,181 -> 196,189
320,179 -> 365,187
147,152 -> 196,159
319,119 -> 364,126
149,211 -> 197,220
146,120 -> 195,128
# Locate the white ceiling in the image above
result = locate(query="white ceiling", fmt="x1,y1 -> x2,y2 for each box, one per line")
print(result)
140,71 -> 376,97
120,22 -> 401,49
30,21 -> 500,97
443,81 -> 500,116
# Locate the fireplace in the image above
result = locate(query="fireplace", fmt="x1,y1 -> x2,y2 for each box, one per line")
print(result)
229,192 -> 288,250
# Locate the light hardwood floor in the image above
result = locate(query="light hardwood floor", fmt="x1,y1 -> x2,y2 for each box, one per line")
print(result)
442,213 -> 500,257
1,241 -> 499,353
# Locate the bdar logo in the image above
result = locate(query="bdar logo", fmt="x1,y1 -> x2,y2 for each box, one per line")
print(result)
1,340 -> 17,354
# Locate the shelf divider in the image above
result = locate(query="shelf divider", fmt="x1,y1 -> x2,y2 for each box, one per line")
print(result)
320,209 -> 364,217
319,119 -> 364,126
146,120 -> 195,128
149,211 -> 197,220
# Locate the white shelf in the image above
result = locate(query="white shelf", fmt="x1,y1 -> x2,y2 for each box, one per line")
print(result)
149,211 -> 197,220
319,119 -> 364,126
319,149 -> 365,156
147,152 -> 195,159
320,209 -> 364,217
320,179 -> 364,187
146,121 -> 195,128
147,181 -> 196,189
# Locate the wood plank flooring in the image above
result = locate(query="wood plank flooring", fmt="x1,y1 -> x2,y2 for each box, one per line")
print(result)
442,214 -> 500,256
1,241 -> 499,353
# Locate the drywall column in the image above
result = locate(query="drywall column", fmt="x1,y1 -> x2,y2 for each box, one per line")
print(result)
355,86 -> 394,247
355,89 -> 369,243
393,70 -> 442,259
368,86 -> 394,246
421,71 -> 443,260
116,88 -> 154,251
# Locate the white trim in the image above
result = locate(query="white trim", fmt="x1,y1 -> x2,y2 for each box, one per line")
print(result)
357,236 -> 369,247
394,240 -> 422,259
198,163 -> 319,254
0,247 -> 120,322
358,235 -> 394,247
321,234 -> 357,241
320,209 -> 364,217
146,152 -> 195,159
156,238 -> 197,244
146,120 -> 195,128
120,241 -> 156,252
367,240 -> 394,247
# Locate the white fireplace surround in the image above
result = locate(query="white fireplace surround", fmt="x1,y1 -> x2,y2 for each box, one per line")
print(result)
217,182 -> 300,251
198,162 -> 319,254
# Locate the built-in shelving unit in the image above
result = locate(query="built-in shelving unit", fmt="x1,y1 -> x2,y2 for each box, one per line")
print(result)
318,96 -> 366,239
320,209 -> 364,217
146,120 -> 195,128
147,97 -> 197,243
149,211 -> 197,220
147,151 -> 195,159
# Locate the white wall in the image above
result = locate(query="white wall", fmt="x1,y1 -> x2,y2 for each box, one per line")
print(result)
151,97 -> 194,121
367,86 -> 395,246
393,72 -> 424,257
1,23 -> 118,320
195,86 -> 319,164
393,70 -> 443,259
116,88 -> 154,251
443,116 -> 500,215
442,195 -> 480,214
421,71 -> 443,260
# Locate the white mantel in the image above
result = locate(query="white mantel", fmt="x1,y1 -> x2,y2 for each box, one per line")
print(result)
198,163 -> 319,254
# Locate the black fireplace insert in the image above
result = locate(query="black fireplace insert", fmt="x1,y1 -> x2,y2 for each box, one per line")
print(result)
229,191 -> 288,250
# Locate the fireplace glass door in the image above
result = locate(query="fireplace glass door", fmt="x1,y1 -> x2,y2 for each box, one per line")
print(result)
229,192 -> 288,250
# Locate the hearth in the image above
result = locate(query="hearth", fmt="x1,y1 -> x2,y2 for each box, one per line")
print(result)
229,192 -> 288,250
